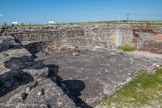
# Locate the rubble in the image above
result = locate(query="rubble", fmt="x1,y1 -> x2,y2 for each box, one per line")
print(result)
0,36 -> 9,52
0,35 -> 76,108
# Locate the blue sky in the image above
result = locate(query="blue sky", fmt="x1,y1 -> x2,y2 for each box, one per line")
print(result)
0,0 -> 162,24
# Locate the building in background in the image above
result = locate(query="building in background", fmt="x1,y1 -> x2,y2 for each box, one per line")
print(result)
12,22 -> 18,25
48,21 -> 55,24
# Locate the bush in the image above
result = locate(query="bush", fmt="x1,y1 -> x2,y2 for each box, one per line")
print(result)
117,46 -> 136,52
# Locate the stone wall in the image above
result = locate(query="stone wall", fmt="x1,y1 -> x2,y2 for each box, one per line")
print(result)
137,33 -> 162,54
0,25 -> 132,51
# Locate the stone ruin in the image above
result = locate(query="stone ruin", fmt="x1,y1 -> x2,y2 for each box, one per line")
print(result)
131,26 -> 162,54
0,24 -> 162,108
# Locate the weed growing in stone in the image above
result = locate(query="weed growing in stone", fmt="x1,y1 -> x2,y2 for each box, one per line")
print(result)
117,46 -> 136,52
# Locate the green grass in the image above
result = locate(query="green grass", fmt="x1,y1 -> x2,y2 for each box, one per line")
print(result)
117,46 -> 136,52
102,69 -> 162,108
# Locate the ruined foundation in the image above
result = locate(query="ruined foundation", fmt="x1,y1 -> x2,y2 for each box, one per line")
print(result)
0,25 -> 162,108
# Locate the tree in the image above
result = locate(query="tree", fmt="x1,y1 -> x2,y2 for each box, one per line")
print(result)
4,22 -> 7,26
29,22 -> 32,26
21,23 -> 24,26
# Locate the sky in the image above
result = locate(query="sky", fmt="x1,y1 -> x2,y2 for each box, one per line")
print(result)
0,0 -> 162,24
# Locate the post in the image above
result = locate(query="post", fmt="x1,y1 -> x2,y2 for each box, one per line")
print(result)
45,13 -> 47,25
127,13 -> 130,24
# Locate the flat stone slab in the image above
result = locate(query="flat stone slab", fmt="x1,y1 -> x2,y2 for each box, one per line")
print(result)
35,48 -> 162,107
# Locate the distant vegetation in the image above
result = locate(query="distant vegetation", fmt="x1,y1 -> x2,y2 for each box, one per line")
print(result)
59,20 -> 162,27
117,46 -> 136,52
2,20 -> 162,27
102,68 -> 162,108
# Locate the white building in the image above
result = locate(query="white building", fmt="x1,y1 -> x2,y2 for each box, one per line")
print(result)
48,21 -> 55,24
12,22 -> 18,25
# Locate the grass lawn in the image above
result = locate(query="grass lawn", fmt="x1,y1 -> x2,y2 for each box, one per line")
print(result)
117,46 -> 136,52
101,69 -> 162,108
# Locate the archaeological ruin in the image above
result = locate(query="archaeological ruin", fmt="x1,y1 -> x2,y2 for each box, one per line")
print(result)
0,24 -> 162,108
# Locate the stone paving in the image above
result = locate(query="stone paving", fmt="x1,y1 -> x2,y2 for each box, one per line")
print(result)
35,47 -> 162,107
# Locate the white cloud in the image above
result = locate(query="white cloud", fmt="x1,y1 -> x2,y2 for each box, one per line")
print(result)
0,14 -> 3,16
